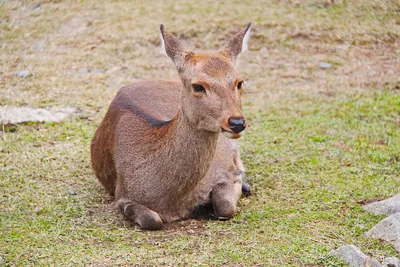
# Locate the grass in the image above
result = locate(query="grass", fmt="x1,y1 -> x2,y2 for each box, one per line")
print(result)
1,0 -> 400,266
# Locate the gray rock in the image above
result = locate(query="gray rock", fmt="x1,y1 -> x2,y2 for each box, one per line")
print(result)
33,44 -> 44,50
319,62 -> 332,69
363,194 -> 400,216
79,68 -> 88,74
0,106 -> 76,124
90,68 -> 102,74
329,245 -> 382,267
368,70 -> 377,77
384,257 -> 400,267
32,3 -> 41,10
259,47 -> 268,53
78,68 -> 103,74
14,70 -> 32,78
366,213 -> 400,253
68,189 -> 77,196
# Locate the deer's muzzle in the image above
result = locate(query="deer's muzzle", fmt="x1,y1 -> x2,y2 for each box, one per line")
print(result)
228,117 -> 246,133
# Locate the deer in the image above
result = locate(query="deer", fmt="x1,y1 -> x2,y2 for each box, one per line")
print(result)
90,23 -> 252,230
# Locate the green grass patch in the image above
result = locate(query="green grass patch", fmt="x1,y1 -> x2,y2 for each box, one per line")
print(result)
1,90 -> 399,265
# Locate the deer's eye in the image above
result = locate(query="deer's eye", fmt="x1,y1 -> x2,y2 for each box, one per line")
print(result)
192,84 -> 206,94
237,81 -> 244,90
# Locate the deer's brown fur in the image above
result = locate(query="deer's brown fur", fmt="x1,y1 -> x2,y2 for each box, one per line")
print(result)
91,24 -> 251,230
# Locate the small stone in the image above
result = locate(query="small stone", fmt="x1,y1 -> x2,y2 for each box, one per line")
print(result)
388,70 -> 395,75
90,68 -> 102,74
203,231 -> 212,237
79,68 -> 88,74
329,245 -> 382,267
366,213 -> 400,253
14,70 -> 32,78
319,62 -> 332,69
384,257 -> 400,267
33,44 -> 43,50
32,3 -> 41,10
363,193 -> 400,216
69,189 -> 77,196
290,81 -> 300,86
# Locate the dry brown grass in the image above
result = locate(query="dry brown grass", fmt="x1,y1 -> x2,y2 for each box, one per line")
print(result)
1,0 -> 399,112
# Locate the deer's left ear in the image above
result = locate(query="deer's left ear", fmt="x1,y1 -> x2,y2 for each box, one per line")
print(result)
220,23 -> 251,64
160,24 -> 187,71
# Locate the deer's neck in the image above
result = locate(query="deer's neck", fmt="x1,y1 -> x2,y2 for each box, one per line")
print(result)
160,108 -> 219,196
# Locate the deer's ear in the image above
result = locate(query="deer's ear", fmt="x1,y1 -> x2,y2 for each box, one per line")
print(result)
220,23 -> 251,63
160,24 -> 186,70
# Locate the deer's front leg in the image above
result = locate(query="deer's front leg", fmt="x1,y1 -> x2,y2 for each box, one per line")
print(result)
211,171 -> 242,219
233,149 -> 251,196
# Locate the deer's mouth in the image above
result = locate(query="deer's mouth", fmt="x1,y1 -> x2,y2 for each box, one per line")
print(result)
221,128 -> 242,139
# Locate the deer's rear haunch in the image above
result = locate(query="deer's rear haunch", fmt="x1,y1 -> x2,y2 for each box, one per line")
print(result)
91,24 -> 251,230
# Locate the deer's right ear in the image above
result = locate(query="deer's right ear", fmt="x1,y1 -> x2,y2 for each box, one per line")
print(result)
220,23 -> 251,64
160,25 -> 185,70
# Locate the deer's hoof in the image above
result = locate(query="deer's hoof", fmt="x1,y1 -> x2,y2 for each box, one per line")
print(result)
242,182 -> 252,196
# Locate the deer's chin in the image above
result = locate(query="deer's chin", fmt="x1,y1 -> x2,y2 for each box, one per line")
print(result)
221,129 -> 242,139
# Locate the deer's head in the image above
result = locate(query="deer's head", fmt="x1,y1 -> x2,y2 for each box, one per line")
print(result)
160,23 -> 251,139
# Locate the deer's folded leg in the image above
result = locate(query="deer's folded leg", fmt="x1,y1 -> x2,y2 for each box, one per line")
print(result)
117,198 -> 163,230
211,170 -> 242,219
233,149 -> 251,196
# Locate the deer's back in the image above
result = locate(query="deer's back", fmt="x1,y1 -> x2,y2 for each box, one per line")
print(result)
115,80 -> 182,122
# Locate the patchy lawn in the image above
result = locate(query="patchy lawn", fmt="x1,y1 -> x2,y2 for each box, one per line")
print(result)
1,0 -> 399,266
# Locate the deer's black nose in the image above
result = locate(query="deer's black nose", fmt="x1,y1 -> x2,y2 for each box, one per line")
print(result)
228,117 -> 246,133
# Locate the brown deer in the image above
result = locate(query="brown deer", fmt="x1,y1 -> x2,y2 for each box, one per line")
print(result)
91,23 -> 251,230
